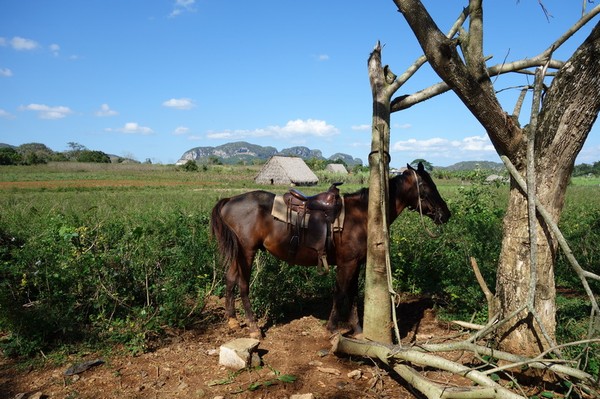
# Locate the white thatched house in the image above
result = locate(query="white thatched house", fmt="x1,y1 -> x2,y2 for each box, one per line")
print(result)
325,163 -> 348,174
255,156 -> 319,186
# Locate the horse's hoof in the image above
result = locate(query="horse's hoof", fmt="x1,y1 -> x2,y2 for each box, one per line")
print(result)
227,318 -> 240,330
249,330 -> 262,340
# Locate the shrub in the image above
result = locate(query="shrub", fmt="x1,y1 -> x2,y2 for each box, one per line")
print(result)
249,252 -> 335,324
390,182 -> 504,319
0,204 -> 217,356
0,147 -> 22,165
76,150 -> 111,163
180,160 -> 199,172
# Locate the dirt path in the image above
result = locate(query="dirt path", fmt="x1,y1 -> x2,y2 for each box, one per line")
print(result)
0,296 -> 558,399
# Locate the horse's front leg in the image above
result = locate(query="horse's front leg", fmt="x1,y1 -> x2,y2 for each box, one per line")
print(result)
327,261 -> 362,336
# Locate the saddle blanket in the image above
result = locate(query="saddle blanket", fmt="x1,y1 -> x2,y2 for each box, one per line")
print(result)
271,195 -> 345,232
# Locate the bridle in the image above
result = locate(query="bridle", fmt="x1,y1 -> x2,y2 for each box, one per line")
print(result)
412,169 -> 439,238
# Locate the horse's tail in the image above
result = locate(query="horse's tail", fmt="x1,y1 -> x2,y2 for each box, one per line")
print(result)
210,198 -> 239,270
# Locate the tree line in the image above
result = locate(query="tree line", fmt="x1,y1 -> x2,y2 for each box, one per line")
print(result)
0,142 -> 131,165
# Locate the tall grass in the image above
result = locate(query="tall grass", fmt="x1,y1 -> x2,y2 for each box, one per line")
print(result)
1,163 -> 598,369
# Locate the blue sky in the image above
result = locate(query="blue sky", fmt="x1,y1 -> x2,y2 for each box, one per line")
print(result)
1,0 -> 598,167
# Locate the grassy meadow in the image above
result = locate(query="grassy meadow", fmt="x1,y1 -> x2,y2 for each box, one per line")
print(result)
0,162 -> 598,374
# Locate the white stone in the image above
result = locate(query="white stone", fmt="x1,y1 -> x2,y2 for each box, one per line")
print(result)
290,394 -> 314,399
218,338 -> 260,370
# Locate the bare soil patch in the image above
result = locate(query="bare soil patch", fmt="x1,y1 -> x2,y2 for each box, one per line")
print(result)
0,296 -> 560,399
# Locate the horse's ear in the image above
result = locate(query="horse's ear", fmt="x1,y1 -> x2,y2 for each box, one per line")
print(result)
418,162 -> 424,172
407,163 -> 414,170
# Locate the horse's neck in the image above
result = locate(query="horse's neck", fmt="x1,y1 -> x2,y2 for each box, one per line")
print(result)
389,175 -> 412,222
343,179 -> 408,224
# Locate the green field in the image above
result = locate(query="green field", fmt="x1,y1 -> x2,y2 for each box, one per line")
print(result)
1,163 -> 598,374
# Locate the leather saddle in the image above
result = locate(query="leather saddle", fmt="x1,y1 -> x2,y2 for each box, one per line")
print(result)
282,182 -> 343,274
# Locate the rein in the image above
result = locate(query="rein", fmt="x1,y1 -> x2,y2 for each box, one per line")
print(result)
412,170 -> 439,238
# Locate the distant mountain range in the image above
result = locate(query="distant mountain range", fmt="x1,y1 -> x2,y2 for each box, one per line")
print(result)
1,141 -> 506,170
176,141 -> 507,171
441,160 -> 504,171
176,141 -> 364,167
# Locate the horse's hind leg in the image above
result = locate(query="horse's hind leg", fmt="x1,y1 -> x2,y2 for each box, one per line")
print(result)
238,250 -> 261,339
225,264 -> 240,330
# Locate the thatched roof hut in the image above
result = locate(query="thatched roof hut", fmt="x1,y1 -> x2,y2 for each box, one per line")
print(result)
255,156 -> 318,186
325,163 -> 348,174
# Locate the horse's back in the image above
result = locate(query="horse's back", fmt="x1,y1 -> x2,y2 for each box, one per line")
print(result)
220,190 -> 275,219
217,190 -> 278,245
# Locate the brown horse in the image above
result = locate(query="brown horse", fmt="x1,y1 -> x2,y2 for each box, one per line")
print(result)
210,162 -> 450,338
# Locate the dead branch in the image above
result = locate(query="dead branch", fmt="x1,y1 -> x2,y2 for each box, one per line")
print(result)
469,256 -> 497,321
332,334 -> 599,398
332,334 -> 525,399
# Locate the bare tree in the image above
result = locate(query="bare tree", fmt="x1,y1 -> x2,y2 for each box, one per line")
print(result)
364,0 -> 600,356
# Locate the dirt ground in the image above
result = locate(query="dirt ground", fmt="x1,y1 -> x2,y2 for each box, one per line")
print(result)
0,296 -> 566,399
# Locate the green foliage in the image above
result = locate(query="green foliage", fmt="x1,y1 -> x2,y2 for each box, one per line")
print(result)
555,295 -> 600,377
76,150 -> 111,163
249,252 -> 335,323
0,197 -> 217,356
0,147 -> 22,165
207,364 -> 297,393
305,157 -> 327,170
410,159 -> 433,171
390,182 -> 504,319
180,159 -> 199,172
556,204 -> 600,292
572,161 -> 600,177
1,162 -> 599,370
17,143 -> 54,164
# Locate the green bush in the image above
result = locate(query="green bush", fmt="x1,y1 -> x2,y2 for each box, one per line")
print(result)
0,147 -> 22,165
249,252 -> 335,324
180,160 -> 199,172
0,204 -> 216,356
76,150 -> 111,163
390,182 -> 504,320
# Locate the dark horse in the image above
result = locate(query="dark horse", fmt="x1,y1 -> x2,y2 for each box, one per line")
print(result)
210,162 -> 451,338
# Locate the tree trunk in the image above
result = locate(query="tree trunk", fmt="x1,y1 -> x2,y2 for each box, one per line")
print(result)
496,23 -> 600,353
393,0 -> 600,355
363,43 -> 396,344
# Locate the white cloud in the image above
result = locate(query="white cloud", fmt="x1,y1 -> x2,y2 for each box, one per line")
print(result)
462,135 -> 495,151
49,43 -> 60,56
117,122 -> 154,135
315,54 -> 329,61
95,103 -> 118,117
162,98 -> 195,110
352,123 -> 411,131
169,0 -> 196,17
19,103 -> 73,119
393,137 -> 452,151
0,109 -> 15,119
10,36 -> 39,51
391,135 -> 495,163
206,119 -> 339,141
0,68 -> 12,77
172,126 -> 190,135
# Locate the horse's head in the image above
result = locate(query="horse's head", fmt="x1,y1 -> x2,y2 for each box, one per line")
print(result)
403,162 -> 451,225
